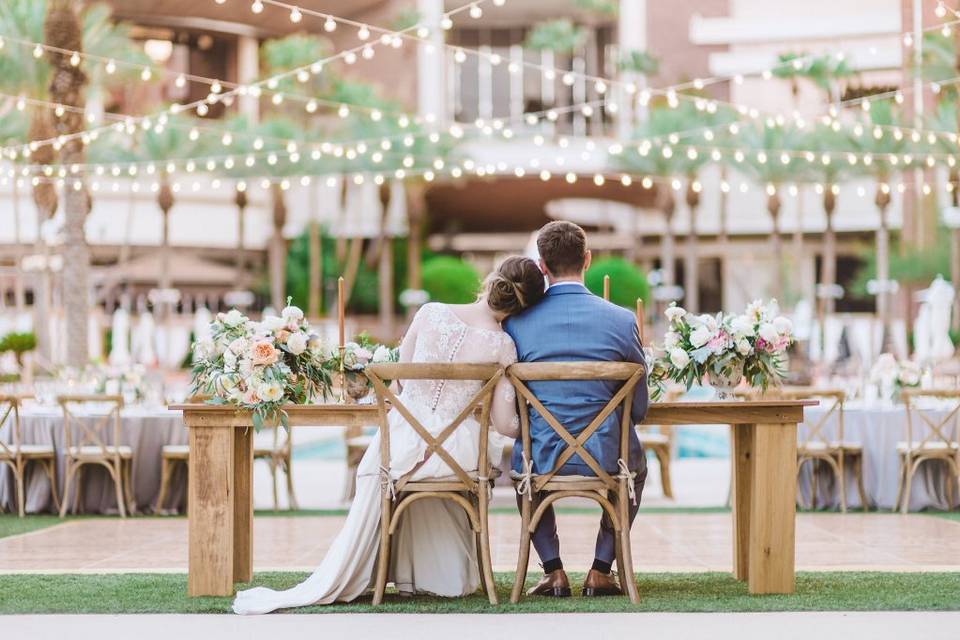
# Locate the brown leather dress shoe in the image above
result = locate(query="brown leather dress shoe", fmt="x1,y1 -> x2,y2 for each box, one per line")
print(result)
582,569 -> 623,597
526,569 -> 572,597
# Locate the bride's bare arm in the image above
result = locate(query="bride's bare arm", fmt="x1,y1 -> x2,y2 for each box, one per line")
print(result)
490,335 -> 520,439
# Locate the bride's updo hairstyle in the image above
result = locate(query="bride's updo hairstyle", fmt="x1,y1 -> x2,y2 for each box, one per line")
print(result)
484,256 -> 546,316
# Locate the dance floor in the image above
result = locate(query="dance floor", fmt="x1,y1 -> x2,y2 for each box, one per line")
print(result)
2,511 -> 958,574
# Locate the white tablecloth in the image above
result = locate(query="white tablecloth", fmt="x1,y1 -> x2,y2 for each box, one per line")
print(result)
799,401 -> 959,511
0,405 -> 187,514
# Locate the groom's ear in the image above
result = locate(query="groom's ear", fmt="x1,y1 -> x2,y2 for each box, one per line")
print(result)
583,249 -> 592,272
538,258 -> 548,276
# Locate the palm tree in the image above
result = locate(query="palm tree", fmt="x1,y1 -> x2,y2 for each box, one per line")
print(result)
736,120 -> 807,301
927,98 -> 960,329
0,0 -> 144,363
616,99 -> 731,310
774,52 -> 853,105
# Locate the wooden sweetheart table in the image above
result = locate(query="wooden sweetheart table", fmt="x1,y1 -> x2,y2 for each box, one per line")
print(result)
171,400 -> 816,598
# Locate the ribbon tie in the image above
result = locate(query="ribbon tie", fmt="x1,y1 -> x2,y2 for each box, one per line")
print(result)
515,452 -> 535,501
617,458 -> 637,506
378,465 -> 396,501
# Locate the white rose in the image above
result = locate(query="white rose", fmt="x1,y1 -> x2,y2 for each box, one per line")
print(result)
354,347 -> 373,364
372,345 -> 393,363
773,316 -> 793,336
665,305 -> 686,322
281,305 -> 304,323
223,309 -> 245,328
663,331 -> 680,349
286,332 -> 308,355
690,325 -> 713,348
699,314 -> 718,333
669,348 -> 690,369
257,381 -> 284,403
736,338 -> 752,356
260,315 -> 286,333
758,323 -> 778,343
228,337 -> 249,355
238,358 -> 253,377
193,338 -> 214,361
729,315 -> 754,338
223,349 -> 238,372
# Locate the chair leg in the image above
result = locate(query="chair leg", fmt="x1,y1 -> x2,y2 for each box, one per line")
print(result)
853,454 -> 868,512
107,463 -> 126,518
510,495 -> 532,604
617,487 -> 640,604
372,496 -> 393,605
795,458 -> 809,510
284,455 -> 299,511
478,486 -> 498,605
270,459 -> 279,512
893,455 -> 906,513
60,461 -> 75,518
901,457 -> 921,515
15,461 -> 25,518
155,458 -> 172,514
43,459 -> 61,513
810,459 -> 819,510
656,447 -> 673,499
835,452 -> 847,513
123,459 -> 136,515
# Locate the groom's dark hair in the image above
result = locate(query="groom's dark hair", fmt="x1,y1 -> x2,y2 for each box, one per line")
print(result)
537,220 -> 587,276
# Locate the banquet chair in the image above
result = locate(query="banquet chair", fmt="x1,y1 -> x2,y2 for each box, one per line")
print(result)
507,362 -> 645,605
896,389 -> 960,514
58,394 -> 134,518
365,362 -> 503,605
154,444 -> 189,513
0,396 -> 59,517
342,425 -> 374,501
778,388 -> 866,512
636,386 -> 683,499
253,423 -> 299,511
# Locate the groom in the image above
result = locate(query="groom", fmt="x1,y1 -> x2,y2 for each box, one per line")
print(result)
504,220 -> 648,597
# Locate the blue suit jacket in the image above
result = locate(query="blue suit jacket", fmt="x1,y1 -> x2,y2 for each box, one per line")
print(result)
504,283 -> 648,476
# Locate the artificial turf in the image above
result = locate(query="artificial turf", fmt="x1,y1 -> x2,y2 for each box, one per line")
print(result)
0,571 -> 958,614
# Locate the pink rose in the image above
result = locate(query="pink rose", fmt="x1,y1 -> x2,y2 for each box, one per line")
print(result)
242,388 -> 259,404
251,340 -> 279,366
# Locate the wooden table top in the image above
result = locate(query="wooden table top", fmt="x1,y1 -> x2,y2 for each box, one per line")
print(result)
170,399 -> 817,428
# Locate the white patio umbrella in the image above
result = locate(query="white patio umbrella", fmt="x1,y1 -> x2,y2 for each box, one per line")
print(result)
927,276 -> 956,363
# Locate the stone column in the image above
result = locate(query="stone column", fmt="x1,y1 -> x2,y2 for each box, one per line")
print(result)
237,35 -> 259,121
617,0 -> 647,139
417,0 -> 446,124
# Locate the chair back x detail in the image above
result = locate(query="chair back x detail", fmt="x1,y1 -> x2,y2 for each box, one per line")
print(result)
506,361 -> 645,605
364,362 -> 504,605
897,389 -> 960,513
0,395 -> 22,460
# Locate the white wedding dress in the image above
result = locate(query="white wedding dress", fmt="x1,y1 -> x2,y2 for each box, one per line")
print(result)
233,303 -> 519,614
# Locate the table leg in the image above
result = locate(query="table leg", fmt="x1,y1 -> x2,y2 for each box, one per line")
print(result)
187,425 -> 236,597
747,423 -> 797,595
731,423 -> 753,581
233,426 -> 253,584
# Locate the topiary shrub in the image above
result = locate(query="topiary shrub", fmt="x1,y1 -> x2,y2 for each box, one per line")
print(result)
585,257 -> 650,309
0,331 -> 37,368
422,256 -> 481,304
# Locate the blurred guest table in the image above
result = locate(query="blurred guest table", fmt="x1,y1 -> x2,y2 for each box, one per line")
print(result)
799,399 -> 959,511
0,403 -> 186,514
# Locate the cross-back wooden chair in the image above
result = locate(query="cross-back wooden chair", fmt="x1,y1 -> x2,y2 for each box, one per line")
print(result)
0,396 -> 59,517
253,424 -> 298,511
365,362 -> 503,606
779,387 -> 866,512
58,394 -> 133,518
507,361 -> 645,605
897,389 -> 960,514
155,443 -> 189,513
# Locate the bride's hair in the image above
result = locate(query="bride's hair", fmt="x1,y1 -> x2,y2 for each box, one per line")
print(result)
483,256 -> 546,316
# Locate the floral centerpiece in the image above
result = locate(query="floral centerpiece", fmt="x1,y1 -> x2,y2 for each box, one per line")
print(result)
92,364 -> 148,403
648,299 -> 794,400
869,353 -> 921,401
190,301 -> 333,429
326,333 -> 398,400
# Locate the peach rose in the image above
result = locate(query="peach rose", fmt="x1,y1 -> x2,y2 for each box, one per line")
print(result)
250,340 -> 279,366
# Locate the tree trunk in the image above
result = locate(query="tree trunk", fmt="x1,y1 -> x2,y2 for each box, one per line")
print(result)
307,182 -> 322,318
12,178 -> 25,313
950,168 -> 960,331
875,185 -> 892,344
822,187 -> 837,314
29,112 -> 58,364
46,0 -> 90,368
683,180 -> 700,313
376,183 -> 394,331
768,190 -> 783,301
269,183 -> 287,311
657,187 -> 676,287
406,182 -> 425,293
234,186 -> 248,290
157,176 -> 174,322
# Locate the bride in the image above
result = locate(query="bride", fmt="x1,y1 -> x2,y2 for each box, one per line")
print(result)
233,256 -> 546,614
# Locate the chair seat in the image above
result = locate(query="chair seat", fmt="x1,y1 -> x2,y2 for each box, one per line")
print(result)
161,444 -> 190,459
346,435 -> 374,449
0,443 -> 55,458
799,441 -> 861,454
403,467 -> 502,485
254,446 -> 286,457
68,445 -> 132,459
896,441 -> 959,455
637,432 -> 669,446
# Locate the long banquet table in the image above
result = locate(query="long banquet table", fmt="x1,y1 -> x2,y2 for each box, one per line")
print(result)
0,405 -> 187,514
172,400 -> 815,598
798,401 -> 960,511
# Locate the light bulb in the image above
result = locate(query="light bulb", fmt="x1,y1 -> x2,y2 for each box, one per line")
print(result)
324,17 -> 337,32
289,7 -> 302,23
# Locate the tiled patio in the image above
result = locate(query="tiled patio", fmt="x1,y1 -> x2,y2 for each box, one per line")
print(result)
3,511 -> 958,574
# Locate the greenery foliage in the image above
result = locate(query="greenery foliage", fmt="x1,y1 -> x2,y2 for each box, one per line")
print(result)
524,19 -> 585,54
851,232 -> 953,294
421,256 -> 481,304
584,257 -> 649,309
618,50 -> 659,75
0,331 -> 37,365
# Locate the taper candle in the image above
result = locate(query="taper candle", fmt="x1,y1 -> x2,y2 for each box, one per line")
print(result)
337,276 -> 345,348
603,274 -> 610,301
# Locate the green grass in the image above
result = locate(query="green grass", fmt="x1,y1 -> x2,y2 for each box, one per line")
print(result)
931,511 -> 960,521
1,572 -> 958,614
0,514 -> 63,539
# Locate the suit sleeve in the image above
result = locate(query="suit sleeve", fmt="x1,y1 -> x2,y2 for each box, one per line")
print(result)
625,318 -> 649,425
